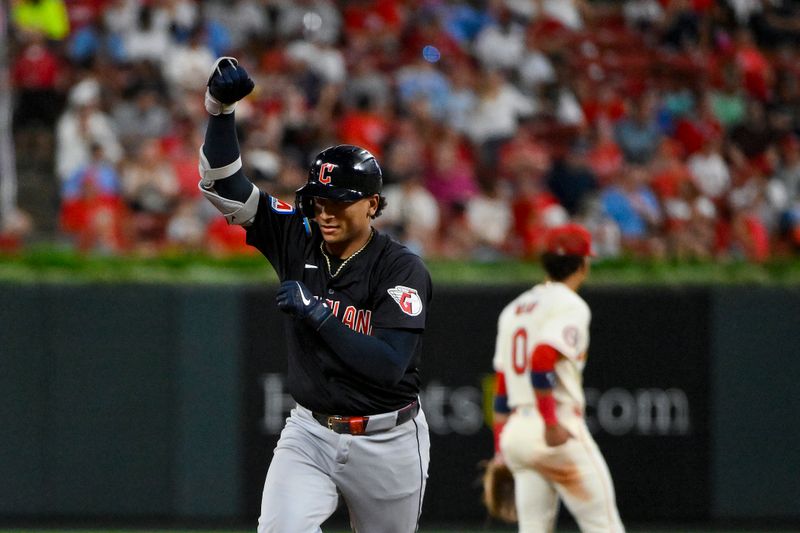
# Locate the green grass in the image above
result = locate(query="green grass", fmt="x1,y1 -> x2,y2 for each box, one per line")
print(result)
1,247 -> 800,285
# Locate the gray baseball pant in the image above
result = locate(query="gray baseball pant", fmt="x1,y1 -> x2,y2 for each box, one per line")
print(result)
258,403 -> 430,533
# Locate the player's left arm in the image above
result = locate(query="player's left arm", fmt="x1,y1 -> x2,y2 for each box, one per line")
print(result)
492,371 -> 511,458
275,280 -> 419,387
319,323 -> 420,387
531,343 -> 572,446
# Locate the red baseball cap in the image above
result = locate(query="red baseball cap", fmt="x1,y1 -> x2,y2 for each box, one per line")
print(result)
544,223 -> 595,257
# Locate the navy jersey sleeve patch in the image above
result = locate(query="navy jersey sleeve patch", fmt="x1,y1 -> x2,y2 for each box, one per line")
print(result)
387,286 -> 424,317
372,253 -> 431,330
270,196 -> 295,214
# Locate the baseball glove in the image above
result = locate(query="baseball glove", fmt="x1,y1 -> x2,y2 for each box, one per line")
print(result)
481,459 -> 517,523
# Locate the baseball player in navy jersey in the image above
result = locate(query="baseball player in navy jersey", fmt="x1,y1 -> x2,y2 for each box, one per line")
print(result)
198,57 -> 432,533
491,224 -> 624,533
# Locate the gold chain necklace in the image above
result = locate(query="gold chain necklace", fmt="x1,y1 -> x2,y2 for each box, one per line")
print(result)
320,229 -> 374,278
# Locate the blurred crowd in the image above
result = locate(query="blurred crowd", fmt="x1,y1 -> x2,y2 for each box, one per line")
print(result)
4,0 -> 800,261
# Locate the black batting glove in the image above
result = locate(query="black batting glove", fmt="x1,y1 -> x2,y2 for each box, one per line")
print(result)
205,57 -> 254,115
276,280 -> 332,330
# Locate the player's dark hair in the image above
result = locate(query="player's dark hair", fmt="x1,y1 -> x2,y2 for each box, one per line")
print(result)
372,195 -> 387,219
541,253 -> 585,281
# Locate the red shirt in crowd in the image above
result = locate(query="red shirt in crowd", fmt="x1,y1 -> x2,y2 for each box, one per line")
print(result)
12,42 -> 61,90
338,110 -> 390,160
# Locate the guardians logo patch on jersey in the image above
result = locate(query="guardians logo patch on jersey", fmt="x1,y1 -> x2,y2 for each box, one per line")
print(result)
270,196 -> 295,214
563,325 -> 579,347
387,286 -> 423,316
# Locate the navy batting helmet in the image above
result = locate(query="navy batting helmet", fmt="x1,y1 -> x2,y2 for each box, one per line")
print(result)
296,145 -> 383,219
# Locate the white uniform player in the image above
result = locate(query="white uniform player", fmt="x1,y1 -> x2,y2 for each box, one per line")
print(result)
491,224 -> 624,533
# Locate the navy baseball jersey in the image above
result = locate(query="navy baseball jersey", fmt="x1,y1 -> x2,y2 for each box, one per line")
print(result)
246,193 -> 432,415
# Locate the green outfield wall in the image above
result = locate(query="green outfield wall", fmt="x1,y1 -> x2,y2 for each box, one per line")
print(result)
1,284 -> 798,528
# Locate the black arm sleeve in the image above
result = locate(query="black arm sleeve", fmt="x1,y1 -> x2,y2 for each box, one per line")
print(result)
316,321 -> 421,387
202,113 -> 252,202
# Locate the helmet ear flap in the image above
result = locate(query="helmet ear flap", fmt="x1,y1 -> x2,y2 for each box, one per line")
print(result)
295,193 -> 316,219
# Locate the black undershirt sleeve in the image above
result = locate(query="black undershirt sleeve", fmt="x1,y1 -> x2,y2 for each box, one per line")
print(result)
202,113 -> 252,202
316,320 -> 420,387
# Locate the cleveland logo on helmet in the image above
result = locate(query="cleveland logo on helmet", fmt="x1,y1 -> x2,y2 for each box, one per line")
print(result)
388,286 -> 423,316
318,163 -> 336,184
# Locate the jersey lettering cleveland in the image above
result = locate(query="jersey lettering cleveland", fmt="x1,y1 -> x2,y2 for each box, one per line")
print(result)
246,192 -> 432,414
493,282 -> 590,427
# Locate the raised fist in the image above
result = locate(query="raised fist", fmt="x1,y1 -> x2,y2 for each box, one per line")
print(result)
205,57 -> 254,115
